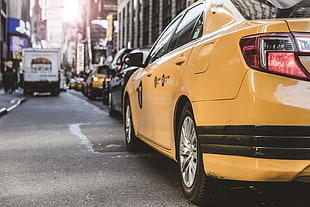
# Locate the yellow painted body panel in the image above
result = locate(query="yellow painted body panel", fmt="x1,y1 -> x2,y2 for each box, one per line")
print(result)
91,76 -> 104,88
193,70 -> 310,126
203,154 -> 310,182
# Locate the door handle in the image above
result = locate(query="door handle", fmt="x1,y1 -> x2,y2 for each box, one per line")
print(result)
175,56 -> 185,66
147,70 -> 153,77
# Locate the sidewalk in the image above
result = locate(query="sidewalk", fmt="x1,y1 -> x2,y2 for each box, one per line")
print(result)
0,88 -> 26,117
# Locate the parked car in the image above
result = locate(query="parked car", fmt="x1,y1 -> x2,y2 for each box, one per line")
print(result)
108,49 -> 149,116
74,77 -> 85,91
122,0 -> 310,205
85,65 -> 108,100
102,48 -> 135,104
68,78 -> 76,89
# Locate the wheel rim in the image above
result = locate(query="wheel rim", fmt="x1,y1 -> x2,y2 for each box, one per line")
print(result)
125,103 -> 132,144
179,116 -> 198,188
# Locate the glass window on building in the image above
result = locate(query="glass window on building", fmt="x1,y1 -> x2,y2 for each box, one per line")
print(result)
122,8 -> 126,48
143,0 -> 150,46
162,0 -> 172,28
176,0 -> 187,15
126,2 -> 130,47
151,0 -> 159,43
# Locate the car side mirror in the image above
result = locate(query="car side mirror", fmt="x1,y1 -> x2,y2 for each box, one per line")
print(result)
124,53 -> 144,67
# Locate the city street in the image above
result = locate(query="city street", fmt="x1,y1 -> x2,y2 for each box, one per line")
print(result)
0,90 -> 308,207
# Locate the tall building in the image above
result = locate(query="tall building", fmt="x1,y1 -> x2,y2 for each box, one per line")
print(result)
117,0 -> 197,50
0,0 -> 8,81
76,0 -> 117,74
0,0 -> 30,85
45,0 -> 63,48
31,0 -> 43,48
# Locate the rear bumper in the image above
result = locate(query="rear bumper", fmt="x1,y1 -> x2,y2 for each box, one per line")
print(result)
197,125 -> 310,182
90,87 -> 103,97
198,125 -> 310,160
24,81 -> 59,92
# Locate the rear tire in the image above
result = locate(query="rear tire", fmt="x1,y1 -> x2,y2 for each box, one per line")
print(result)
108,92 -> 116,116
124,98 -> 142,151
176,102 -> 228,205
88,87 -> 96,100
51,88 -> 60,96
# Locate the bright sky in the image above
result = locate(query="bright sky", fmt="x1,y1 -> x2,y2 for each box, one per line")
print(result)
63,0 -> 79,22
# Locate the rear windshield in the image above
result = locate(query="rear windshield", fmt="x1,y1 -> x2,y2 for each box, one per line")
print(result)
231,0 -> 310,20
97,66 -> 107,74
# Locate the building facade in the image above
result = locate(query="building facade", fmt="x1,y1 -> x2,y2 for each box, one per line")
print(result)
0,0 -> 30,86
117,0 -> 197,50
0,0 -> 8,81
76,0 -> 117,74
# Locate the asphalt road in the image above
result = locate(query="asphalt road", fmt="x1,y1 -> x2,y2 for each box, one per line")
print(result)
0,90 -> 308,207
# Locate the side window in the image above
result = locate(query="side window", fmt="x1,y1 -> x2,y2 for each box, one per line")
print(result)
191,14 -> 204,41
148,16 -> 182,63
167,3 -> 205,52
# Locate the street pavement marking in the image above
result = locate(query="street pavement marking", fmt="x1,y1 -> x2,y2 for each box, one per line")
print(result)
69,123 -> 95,153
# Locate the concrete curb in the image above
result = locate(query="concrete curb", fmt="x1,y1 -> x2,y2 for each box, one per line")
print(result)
0,108 -> 8,116
0,97 -> 26,117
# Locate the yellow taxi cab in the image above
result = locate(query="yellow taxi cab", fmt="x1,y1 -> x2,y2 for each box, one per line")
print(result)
85,65 -> 107,99
122,0 -> 310,205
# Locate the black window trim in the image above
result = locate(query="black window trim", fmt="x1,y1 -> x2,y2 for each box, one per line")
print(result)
144,2 -> 206,66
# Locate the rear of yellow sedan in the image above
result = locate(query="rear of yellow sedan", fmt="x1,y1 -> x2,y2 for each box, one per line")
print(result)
192,1 -> 310,185
123,0 -> 310,205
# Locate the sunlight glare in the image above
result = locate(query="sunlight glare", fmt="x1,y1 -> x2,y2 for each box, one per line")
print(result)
63,0 -> 79,22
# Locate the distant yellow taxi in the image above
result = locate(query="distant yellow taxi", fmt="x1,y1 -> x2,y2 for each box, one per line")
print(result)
85,65 -> 107,99
123,0 -> 310,205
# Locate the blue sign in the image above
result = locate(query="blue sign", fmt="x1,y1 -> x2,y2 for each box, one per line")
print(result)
10,36 -> 29,52
8,18 -> 31,37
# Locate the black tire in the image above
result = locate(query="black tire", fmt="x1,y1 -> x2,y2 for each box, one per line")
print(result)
176,102 -> 228,206
51,88 -> 60,96
102,82 -> 108,104
123,98 -> 142,151
23,89 -> 31,96
88,87 -> 95,100
108,91 -> 116,116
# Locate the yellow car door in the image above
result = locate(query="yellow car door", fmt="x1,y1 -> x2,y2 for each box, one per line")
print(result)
137,3 -> 206,150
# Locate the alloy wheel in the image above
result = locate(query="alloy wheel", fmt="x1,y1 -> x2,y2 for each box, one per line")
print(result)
179,116 -> 198,188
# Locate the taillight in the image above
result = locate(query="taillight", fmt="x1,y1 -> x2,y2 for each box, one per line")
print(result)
240,33 -> 310,80
92,77 -> 98,82
294,33 -> 310,54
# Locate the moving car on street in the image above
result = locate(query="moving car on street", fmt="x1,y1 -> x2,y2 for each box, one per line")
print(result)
122,0 -> 310,205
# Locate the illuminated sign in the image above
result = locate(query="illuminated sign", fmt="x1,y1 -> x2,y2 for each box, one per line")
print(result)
10,35 -> 29,60
8,18 -> 31,37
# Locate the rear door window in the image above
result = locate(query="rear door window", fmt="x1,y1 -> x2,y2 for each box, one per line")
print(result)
167,3 -> 205,52
148,16 -> 182,63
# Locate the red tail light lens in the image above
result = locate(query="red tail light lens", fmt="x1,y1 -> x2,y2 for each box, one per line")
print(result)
240,33 -> 310,80
267,52 -> 307,78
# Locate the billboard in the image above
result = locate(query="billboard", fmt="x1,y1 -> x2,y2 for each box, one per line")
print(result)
8,18 -> 31,37
10,35 -> 29,60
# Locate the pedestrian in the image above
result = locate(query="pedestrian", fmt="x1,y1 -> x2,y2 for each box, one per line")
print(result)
4,67 -> 17,94
12,69 -> 18,92
3,68 -> 9,93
